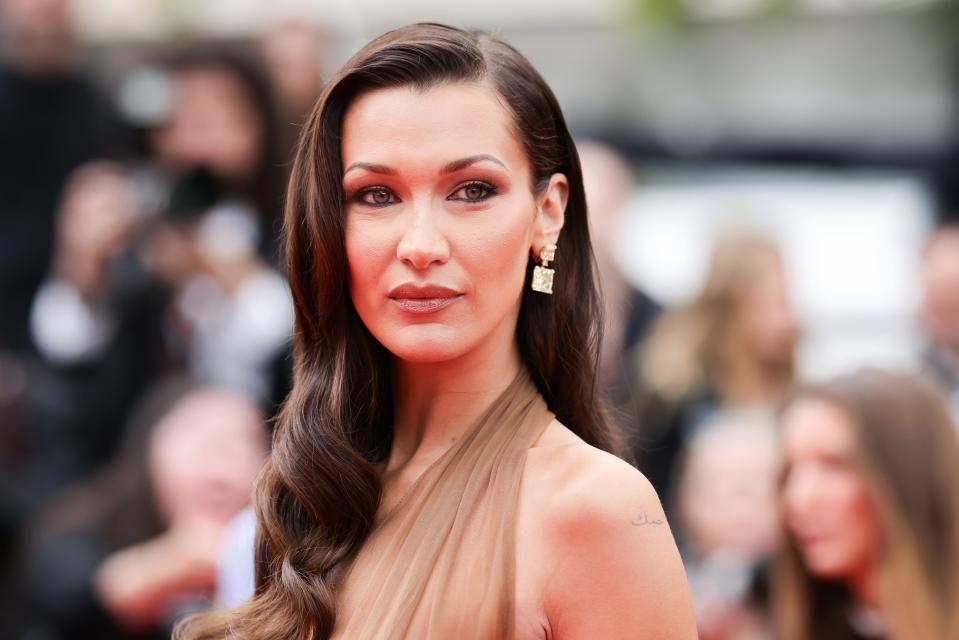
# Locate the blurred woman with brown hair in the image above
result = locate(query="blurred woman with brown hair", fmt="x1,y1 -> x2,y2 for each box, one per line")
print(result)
776,369 -> 959,639
634,231 -> 800,505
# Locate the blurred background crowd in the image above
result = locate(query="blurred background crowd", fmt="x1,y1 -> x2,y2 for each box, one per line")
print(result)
1,0 -> 959,638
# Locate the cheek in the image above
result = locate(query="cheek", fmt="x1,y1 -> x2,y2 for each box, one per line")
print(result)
148,450 -> 192,522
832,480 -> 879,557
786,470 -> 879,574
454,214 -> 531,297
345,219 -> 396,302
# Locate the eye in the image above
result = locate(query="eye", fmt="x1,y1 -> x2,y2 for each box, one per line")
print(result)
354,187 -> 397,207
449,181 -> 496,203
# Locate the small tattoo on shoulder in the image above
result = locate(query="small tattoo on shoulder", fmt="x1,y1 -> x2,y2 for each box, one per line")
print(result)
631,511 -> 665,527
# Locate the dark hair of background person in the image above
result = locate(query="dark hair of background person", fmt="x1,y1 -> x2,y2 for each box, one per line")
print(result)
774,370 -> 959,640
162,47 -> 285,264
174,21 -> 619,640
12,377 -> 197,639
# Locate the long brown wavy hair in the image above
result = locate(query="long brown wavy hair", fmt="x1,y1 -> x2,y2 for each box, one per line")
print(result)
639,231 -> 797,410
174,22 -> 618,640
774,370 -> 959,640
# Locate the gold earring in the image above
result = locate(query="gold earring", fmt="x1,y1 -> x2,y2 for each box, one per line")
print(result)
531,243 -> 557,294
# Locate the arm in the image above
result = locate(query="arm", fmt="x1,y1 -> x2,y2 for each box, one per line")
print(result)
94,517 -> 224,630
542,453 -> 698,639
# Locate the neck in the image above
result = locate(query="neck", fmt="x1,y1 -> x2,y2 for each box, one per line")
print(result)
387,326 -> 523,474
717,346 -> 791,406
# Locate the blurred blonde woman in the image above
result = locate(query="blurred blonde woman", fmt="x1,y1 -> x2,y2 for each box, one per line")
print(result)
777,370 -> 959,640
634,231 -> 799,505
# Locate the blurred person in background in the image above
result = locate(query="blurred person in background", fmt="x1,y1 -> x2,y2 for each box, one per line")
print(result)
578,140 -> 660,434
920,222 -> 959,416
633,231 -> 800,508
0,161 -> 168,603
141,167 -> 293,406
675,411 -> 779,640
776,370 -> 959,640
13,381 -> 268,640
2,48 -> 293,624
149,48 -> 285,266
23,47 -> 295,415
259,20 -> 327,172
142,50 -> 294,406
0,0 -> 123,356
4,49 -> 293,558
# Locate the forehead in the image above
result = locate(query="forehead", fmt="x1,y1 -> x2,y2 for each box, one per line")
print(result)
782,397 -> 855,456
340,82 -> 527,176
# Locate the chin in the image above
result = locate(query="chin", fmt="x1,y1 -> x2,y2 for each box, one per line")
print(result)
378,325 -> 476,363
801,549 -> 853,580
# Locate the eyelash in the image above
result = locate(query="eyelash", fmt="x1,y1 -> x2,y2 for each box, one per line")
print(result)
351,180 -> 498,208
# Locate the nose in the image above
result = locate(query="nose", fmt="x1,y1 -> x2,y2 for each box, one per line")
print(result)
396,202 -> 450,271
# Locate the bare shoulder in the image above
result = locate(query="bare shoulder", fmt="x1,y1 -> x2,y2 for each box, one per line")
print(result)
525,419 -> 663,533
518,420 -> 697,640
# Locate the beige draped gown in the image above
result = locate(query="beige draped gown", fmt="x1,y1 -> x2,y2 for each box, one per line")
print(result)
330,368 -> 555,639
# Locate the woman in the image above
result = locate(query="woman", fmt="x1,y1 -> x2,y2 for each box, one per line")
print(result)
776,369 -> 959,639
16,380 -> 267,639
175,22 -> 695,640
145,49 -> 294,407
634,231 -> 799,507
675,411 -> 779,640
149,48 -> 285,263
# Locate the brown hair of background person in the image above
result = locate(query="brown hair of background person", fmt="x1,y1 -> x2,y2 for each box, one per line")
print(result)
640,230 -> 797,409
173,22 -> 621,640
633,230 -> 798,506
775,370 -> 959,640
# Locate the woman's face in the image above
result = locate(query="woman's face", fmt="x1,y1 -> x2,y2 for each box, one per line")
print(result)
780,398 -> 880,581
737,253 -> 798,366
341,82 -> 566,363
152,67 -> 263,182
148,390 -> 268,526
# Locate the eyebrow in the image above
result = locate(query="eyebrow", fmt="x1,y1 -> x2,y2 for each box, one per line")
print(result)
343,154 -> 507,177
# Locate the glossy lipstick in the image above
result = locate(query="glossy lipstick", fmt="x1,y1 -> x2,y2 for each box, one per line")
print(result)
388,283 -> 463,314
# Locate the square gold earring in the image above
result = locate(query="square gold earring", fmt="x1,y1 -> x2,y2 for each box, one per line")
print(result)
531,243 -> 557,294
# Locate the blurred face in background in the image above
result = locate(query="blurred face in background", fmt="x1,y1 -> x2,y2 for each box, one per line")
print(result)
780,398 -> 879,582
0,0 -> 73,71
678,420 -> 779,560
736,251 -> 799,367
148,389 -> 268,526
922,227 -> 959,351
342,82 -> 565,363
260,21 -> 325,115
579,141 -> 632,282
151,66 -> 263,183
0,0 -> 70,38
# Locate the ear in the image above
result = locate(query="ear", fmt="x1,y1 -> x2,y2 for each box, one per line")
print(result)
532,173 -> 568,258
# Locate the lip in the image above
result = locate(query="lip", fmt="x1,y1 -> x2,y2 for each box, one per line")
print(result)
795,532 -> 831,549
388,283 -> 463,314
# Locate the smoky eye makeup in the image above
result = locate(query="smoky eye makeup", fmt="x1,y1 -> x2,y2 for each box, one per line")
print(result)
448,180 -> 498,203
342,183 -> 400,208
345,174 -> 507,209
353,185 -> 397,207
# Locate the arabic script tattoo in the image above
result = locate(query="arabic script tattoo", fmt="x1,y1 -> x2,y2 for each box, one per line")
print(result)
631,511 -> 666,527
